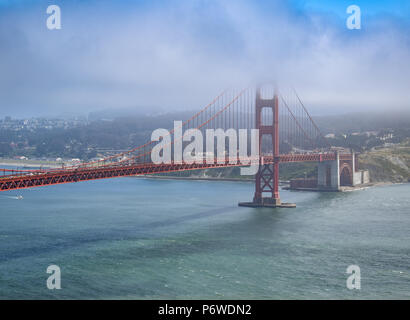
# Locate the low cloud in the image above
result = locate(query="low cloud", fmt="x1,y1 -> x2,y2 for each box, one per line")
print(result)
0,0 -> 409,117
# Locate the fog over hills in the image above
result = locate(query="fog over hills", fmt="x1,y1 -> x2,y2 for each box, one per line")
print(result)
313,110 -> 410,134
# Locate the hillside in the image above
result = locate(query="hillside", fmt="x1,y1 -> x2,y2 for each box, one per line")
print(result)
358,139 -> 410,183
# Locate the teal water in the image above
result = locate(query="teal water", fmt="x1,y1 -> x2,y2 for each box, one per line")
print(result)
0,176 -> 409,299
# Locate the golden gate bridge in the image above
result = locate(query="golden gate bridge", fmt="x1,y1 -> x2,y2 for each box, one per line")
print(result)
0,86 -> 357,208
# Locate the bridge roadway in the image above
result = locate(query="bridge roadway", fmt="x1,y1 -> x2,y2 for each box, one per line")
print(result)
0,153 -> 348,191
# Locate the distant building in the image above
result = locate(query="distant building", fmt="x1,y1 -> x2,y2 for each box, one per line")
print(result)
380,133 -> 394,141
363,131 -> 378,137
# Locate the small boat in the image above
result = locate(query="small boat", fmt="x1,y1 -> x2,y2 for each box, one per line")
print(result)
17,195 -> 23,200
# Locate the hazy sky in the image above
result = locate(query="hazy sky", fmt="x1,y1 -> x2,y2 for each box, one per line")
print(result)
0,0 -> 409,117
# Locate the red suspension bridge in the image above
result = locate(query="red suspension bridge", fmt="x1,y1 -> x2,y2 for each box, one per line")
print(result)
0,86 -> 357,208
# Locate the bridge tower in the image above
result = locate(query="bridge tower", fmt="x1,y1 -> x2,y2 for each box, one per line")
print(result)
253,89 -> 280,205
239,88 -> 296,209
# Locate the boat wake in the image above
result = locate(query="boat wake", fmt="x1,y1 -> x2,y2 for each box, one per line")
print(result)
1,195 -> 24,200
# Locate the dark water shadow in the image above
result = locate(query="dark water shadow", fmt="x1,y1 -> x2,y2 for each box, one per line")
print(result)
0,204 -> 291,263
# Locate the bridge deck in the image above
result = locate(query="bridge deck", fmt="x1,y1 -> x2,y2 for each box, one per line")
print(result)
0,153 -> 347,191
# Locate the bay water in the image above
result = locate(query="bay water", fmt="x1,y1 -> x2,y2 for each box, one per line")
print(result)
0,175 -> 409,299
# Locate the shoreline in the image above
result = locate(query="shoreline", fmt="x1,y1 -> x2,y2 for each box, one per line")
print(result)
134,175 -> 291,185
0,160 -> 68,169
139,175 -> 405,190
283,181 -> 405,192
134,175 -> 256,183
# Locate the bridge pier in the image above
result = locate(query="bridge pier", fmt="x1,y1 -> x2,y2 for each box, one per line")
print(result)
239,88 -> 296,209
317,152 -> 340,191
239,161 -> 296,208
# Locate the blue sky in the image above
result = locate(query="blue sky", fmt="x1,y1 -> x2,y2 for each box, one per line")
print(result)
1,0 -> 409,15
0,0 -> 409,117
292,0 -> 410,17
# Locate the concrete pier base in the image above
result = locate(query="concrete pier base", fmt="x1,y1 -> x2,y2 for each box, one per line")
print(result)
238,200 -> 296,208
